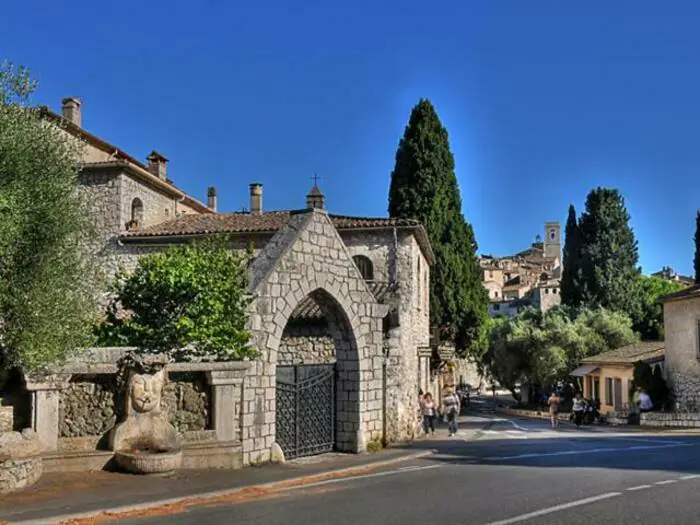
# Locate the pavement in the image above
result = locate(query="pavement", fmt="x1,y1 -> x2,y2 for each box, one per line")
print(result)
7,396 -> 700,524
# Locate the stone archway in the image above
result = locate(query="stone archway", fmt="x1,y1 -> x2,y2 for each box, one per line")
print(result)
242,209 -> 388,465
275,288 -> 360,458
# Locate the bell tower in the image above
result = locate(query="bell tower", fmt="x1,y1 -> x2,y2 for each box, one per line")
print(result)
543,221 -> 561,260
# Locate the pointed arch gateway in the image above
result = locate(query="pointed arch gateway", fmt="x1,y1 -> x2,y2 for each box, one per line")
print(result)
275,287 -> 361,458
244,210 -> 388,464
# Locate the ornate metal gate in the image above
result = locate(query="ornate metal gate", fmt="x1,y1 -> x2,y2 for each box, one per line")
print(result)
276,364 -> 335,460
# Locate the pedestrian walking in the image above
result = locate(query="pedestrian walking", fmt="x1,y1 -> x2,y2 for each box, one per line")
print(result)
547,391 -> 560,429
639,388 -> 653,413
572,392 -> 585,429
442,388 -> 461,437
420,393 -> 437,435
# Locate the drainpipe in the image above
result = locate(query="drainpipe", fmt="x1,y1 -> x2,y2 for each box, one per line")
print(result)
382,339 -> 389,447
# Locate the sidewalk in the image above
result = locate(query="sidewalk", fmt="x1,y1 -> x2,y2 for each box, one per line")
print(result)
0,446 -> 432,524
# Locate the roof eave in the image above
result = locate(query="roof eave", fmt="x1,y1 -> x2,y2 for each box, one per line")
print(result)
43,108 -> 213,214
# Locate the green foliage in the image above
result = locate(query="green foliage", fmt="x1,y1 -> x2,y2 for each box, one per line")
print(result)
694,211 -> 700,284
577,187 -> 641,316
388,99 -> 488,355
95,236 -> 256,362
560,204 -> 581,306
0,60 -> 102,372
629,275 -> 685,341
484,306 -> 638,392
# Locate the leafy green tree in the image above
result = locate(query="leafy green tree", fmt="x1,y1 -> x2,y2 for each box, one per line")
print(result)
577,187 -> 641,316
0,61 -> 102,372
484,305 -> 637,395
561,204 -> 582,306
96,236 -> 256,362
630,275 -> 685,340
694,211 -> 700,284
388,98 -> 488,355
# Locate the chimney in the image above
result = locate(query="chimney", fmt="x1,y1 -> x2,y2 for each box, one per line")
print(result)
147,151 -> 168,181
61,97 -> 82,127
207,186 -> 218,212
249,183 -> 263,214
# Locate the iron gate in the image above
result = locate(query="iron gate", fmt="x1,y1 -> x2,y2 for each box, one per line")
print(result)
276,364 -> 335,460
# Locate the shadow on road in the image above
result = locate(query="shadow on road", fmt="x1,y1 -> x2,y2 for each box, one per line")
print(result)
395,430 -> 700,475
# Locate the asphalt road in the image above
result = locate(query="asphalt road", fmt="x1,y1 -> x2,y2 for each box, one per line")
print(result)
119,404 -> 700,525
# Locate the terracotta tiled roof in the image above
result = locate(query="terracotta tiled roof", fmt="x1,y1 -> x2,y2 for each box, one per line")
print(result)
580,341 -> 665,365
120,210 -> 436,264
120,211 -> 422,237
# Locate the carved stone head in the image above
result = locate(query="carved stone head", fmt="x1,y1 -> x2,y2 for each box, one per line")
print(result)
128,368 -> 165,414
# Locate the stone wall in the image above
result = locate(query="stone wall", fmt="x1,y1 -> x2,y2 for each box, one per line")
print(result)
58,372 -> 211,438
162,372 -> 211,431
59,374 -> 118,438
662,296 -> 700,408
120,172 -> 180,229
641,412 -> 700,428
278,320 -> 336,366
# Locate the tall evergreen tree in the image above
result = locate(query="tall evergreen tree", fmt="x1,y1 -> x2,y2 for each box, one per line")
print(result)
577,187 -> 640,315
388,99 -> 488,354
694,210 -> 700,284
560,204 -> 581,306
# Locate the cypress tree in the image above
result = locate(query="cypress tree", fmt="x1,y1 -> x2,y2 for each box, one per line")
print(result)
694,210 -> 700,284
577,187 -> 640,315
560,204 -> 581,306
388,99 -> 488,354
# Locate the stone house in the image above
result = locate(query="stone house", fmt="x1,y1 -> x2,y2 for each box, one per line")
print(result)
24,97 -> 435,466
659,284 -> 700,411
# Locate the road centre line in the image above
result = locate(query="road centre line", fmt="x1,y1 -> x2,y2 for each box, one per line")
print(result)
481,471 -> 700,525
481,442 -> 694,461
481,492 -> 622,525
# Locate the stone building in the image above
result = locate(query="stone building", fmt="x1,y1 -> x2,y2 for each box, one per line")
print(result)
29,98 -> 434,465
652,266 -> 694,287
479,222 -> 562,318
659,285 -> 700,411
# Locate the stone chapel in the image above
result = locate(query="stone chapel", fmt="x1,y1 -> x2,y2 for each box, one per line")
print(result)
40,97 -> 435,462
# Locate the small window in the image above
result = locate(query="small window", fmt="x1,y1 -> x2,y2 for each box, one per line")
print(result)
605,378 -> 613,405
131,198 -> 144,223
550,229 -> 556,240
494,291 -> 499,298
352,255 -> 374,281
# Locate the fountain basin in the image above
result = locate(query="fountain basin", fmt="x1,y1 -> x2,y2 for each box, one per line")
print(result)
114,448 -> 183,475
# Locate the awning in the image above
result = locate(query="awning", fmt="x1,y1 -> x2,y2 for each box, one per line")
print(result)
570,364 -> 600,377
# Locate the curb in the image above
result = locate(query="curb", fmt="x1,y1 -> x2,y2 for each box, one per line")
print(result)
11,449 -> 436,525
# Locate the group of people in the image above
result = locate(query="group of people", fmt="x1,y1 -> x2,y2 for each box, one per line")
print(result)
419,388 -> 461,437
547,386 -> 654,429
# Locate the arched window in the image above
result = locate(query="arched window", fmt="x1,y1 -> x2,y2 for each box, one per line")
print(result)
352,255 -> 374,281
131,198 -> 144,224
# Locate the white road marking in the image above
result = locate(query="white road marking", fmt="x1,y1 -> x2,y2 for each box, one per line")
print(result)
655,479 -> 678,485
279,463 -> 444,492
626,485 -> 652,491
481,442 -> 694,461
679,474 -> 700,480
481,492 -> 621,525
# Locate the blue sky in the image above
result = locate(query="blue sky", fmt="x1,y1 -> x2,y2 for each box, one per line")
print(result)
2,1 -> 699,275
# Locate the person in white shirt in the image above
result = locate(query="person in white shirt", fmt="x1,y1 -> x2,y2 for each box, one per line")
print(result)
639,389 -> 653,413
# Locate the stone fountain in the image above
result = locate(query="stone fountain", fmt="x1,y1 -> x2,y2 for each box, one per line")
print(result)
109,354 -> 182,475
